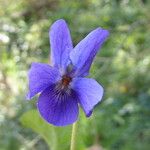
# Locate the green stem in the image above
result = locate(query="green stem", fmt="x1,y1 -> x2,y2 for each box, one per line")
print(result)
70,121 -> 78,150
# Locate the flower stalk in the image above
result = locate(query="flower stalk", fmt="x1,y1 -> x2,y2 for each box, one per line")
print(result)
70,121 -> 78,150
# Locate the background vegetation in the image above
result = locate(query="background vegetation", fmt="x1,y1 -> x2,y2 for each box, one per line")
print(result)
0,0 -> 150,150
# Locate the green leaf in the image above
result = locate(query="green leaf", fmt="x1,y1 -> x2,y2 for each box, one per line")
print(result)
20,109 -> 86,150
20,109 -> 57,149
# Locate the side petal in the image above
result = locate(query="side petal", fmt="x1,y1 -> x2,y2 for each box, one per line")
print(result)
27,62 -> 61,100
70,28 -> 109,77
37,86 -> 79,126
49,19 -> 73,73
72,78 -> 104,117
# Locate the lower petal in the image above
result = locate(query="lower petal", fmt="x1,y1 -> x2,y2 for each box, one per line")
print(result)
37,85 -> 79,126
72,78 -> 104,117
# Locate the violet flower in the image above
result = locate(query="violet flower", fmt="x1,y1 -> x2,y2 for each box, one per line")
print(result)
27,19 -> 109,126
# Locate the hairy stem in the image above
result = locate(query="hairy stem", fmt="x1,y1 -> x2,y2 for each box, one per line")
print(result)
70,121 -> 78,150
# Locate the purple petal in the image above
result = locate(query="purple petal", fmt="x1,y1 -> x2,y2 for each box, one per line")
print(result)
70,28 -> 109,77
72,78 -> 104,117
49,19 -> 73,74
27,63 -> 61,100
37,86 -> 79,126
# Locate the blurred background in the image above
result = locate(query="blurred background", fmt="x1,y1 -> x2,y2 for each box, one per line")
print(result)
0,0 -> 150,150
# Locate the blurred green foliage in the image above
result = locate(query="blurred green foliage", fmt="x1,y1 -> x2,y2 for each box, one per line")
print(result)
0,0 -> 150,150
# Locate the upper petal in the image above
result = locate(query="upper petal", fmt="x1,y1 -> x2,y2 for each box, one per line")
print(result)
72,78 -> 104,117
49,19 -> 73,74
70,28 -> 109,77
37,86 -> 79,126
27,62 -> 61,100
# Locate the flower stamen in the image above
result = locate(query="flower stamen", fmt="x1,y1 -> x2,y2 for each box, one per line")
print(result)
61,75 -> 72,87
